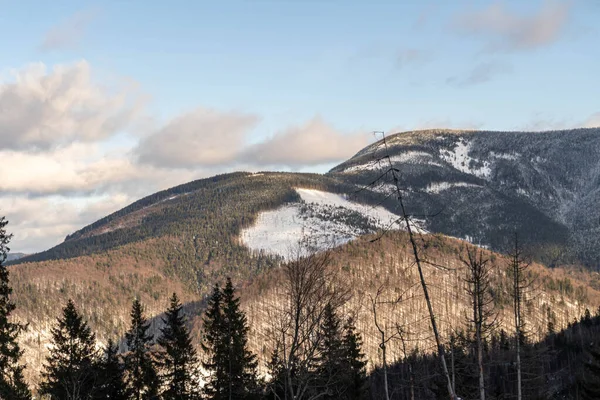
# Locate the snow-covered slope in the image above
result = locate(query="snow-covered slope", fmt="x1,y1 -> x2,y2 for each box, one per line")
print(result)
240,188 -> 404,259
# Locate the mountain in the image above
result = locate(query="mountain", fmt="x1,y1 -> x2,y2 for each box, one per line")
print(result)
7,252 -> 26,261
329,127 -> 600,267
8,128 -> 600,386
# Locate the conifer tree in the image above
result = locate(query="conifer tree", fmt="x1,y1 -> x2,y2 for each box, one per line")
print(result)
39,299 -> 100,400
202,278 -> 258,399
315,303 -> 344,399
124,299 -> 159,400
0,217 -> 31,400
341,317 -> 367,400
97,339 -> 126,400
157,293 -> 201,400
202,283 -> 225,399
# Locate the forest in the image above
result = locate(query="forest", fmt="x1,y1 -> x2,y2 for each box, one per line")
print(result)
2,215 -> 600,400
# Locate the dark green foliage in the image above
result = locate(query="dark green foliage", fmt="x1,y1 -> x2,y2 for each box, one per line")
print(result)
124,299 -> 159,400
157,293 -> 201,400
0,217 -> 31,400
39,299 -> 100,400
315,304 -> 345,398
341,317 -> 367,400
202,278 -> 258,399
314,306 -> 367,399
97,339 -> 126,400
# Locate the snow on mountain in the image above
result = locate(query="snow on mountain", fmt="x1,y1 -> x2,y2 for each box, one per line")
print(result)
240,188 -> 403,259
439,138 -> 491,179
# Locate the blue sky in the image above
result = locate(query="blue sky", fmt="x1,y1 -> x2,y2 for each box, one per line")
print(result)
0,0 -> 598,252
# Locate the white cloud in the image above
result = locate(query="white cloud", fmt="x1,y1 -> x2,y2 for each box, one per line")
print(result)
135,108 -> 259,169
453,0 -> 572,51
0,60 -> 143,151
240,118 -> 371,167
584,112 -> 600,128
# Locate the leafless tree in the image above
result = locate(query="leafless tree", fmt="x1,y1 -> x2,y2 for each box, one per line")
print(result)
268,248 -> 351,400
373,131 -> 457,400
508,233 -> 532,400
461,245 -> 497,400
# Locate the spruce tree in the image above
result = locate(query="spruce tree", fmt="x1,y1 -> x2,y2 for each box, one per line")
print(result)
221,277 -> 258,399
341,317 -> 367,400
39,299 -> 100,400
124,299 -> 159,400
0,217 -> 31,400
202,283 -> 225,399
157,293 -> 201,400
97,339 -> 126,400
315,303 -> 344,399
202,278 -> 258,399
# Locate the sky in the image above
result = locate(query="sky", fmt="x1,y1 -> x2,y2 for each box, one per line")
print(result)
0,0 -> 599,253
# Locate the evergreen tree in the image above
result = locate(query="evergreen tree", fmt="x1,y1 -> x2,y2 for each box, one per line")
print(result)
0,217 -> 31,400
97,339 -> 126,400
315,303 -> 344,399
202,278 -> 258,399
202,283 -> 225,399
39,299 -> 100,400
124,299 -> 159,400
341,317 -> 367,400
157,293 -> 201,400
579,344 -> 600,400
265,343 -> 286,400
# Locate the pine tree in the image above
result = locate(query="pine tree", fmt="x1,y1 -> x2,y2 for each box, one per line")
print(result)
579,344 -> 600,400
157,293 -> 201,400
341,317 -> 367,400
0,217 -> 31,400
39,299 -> 100,400
202,283 -> 225,399
315,303 -> 344,399
124,299 -> 159,400
202,278 -> 258,400
97,339 -> 126,400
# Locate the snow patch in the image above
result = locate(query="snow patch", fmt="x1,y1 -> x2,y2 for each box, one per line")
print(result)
425,182 -> 482,194
439,139 -> 491,179
342,151 -> 435,173
240,188 -> 424,259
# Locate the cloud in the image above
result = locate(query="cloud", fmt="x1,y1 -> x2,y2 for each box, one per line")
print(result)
0,61 -> 143,151
39,10 -> 97,51
396,48 -> 430,69
0,194 -> 132,253
584,112 -> 600,128
240,118 -> 371,167
453,0 -> 572,51
135,108 -> 259,169
447,61 -> 513,87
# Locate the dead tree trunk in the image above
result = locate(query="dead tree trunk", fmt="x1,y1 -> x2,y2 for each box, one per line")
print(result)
461,246 -> 496,400
509,234 -> 530,400
379,131 -> 456,400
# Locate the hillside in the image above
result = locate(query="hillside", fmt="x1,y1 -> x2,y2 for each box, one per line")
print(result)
8,127 -> 600,386
329,128 -> 600,267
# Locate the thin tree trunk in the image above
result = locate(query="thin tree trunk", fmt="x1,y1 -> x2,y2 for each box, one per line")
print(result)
382,132 -> 455,400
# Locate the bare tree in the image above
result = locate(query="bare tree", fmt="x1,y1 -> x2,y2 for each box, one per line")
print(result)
461,245 -> 497,400
268,248 -> 351,400
374,131 -> 457,400
508,234 -> 531,400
